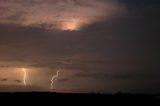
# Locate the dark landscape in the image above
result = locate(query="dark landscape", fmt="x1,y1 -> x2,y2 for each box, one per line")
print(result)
0,92 -> 160,105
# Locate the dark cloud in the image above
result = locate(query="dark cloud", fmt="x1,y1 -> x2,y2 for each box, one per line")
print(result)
0,65 -> 10,68
14,80 -> 22,83
0,78 -> 8,82
120,0 -> 160,8
0,85 -> 46,92
74,72 -> 143,79
58,78 -> 69,82
4,59 -> 27,62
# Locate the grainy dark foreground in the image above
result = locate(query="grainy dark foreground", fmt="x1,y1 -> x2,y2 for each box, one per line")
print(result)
0,92 -> 159,105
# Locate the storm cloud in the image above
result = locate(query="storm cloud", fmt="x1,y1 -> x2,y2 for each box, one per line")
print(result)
0,0 -> 125,30
0,0 -> 160,93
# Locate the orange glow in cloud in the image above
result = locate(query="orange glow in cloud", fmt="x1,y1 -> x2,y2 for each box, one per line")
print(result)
59,18 -> 85,31
0,0 -> 125,31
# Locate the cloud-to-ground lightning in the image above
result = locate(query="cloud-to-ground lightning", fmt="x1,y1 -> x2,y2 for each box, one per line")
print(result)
51,70 -> 60,90
22,68 -> 27,86
22,68 -> 31,86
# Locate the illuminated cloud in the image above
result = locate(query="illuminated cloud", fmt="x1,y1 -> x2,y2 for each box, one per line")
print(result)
0,0 -> 125,30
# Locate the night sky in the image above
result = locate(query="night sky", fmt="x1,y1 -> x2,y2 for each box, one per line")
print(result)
0,0 -> 160,93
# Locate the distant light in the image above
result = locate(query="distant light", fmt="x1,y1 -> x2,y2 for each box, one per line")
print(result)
58,18 -> 85,31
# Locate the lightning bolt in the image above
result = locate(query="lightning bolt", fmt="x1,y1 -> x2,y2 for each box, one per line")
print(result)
22,68 -> 31,86
51,70 -> 60,90
22,68 -> 27,86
